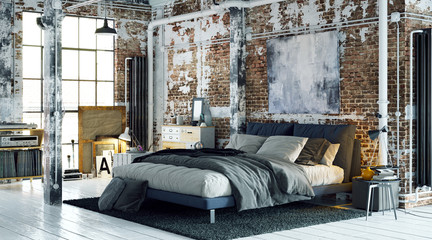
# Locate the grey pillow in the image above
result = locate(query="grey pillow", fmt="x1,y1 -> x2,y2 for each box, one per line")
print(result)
295,138 -> 331,166
225,134 -> 268,154
98,177 -> 126,211
113,178 -> 148,213
256,136 -> 308,162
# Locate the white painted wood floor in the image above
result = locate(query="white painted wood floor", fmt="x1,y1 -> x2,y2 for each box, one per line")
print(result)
0,178 -> 431,240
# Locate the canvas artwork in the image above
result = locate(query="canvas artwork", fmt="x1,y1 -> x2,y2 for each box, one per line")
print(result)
267,31 -> 340,114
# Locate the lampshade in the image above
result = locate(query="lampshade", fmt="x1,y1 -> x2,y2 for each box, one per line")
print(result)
95,18 -> 117,35
119,127 -> 131,142
368,126 -> 388,141
368,130 -> 380,140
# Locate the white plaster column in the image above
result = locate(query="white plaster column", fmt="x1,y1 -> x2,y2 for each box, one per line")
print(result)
378,0 -> 388,165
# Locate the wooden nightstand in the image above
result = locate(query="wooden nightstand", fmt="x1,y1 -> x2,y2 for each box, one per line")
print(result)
161,125 -> 215,150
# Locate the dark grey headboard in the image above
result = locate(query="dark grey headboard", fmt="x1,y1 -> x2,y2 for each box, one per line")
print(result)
351,139 -> 362,179
246,122 -> 359,183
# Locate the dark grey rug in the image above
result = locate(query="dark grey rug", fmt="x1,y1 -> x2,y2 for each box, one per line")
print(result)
64,198 -> 364,240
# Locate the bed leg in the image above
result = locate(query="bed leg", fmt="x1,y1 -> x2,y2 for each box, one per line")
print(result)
210,209 -> 215,224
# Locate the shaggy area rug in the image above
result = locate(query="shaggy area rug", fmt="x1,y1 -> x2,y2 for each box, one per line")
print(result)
64,198 -> 364,240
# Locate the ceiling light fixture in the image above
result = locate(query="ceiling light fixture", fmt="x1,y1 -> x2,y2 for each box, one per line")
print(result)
95,0 -> 117,35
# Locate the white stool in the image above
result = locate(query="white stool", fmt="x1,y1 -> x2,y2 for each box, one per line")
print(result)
366,180 -> 397,221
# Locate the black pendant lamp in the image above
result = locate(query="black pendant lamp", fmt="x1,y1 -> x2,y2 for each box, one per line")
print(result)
95,0 -> 117,35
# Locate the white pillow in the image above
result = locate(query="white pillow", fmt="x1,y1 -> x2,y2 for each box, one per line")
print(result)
320,143 -> 340,166
225,134 -> 268,154
256,136 -> 308,162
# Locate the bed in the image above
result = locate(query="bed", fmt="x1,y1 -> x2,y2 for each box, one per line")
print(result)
112,123 -> 361,223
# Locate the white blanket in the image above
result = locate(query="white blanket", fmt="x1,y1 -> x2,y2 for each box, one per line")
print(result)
113,162 -> 343,198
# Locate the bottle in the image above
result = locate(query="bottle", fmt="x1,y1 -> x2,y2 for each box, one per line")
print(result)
176,115 -> 184,125
361,167 -> 375,181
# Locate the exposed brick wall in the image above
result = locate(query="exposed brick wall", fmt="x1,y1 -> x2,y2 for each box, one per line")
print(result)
163,5 -> 231,142
161,0 -> 432,208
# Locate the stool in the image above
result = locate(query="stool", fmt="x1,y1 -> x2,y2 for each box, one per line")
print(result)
366,181 -> 397,221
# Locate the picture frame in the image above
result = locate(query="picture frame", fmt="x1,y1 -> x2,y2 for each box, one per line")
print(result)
191,97 -> 205,125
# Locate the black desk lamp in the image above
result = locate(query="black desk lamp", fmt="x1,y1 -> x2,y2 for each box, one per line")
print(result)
368,126 -> 388,140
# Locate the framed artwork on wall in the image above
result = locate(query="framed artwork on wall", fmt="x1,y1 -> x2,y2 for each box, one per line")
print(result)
266,31 -> 340,114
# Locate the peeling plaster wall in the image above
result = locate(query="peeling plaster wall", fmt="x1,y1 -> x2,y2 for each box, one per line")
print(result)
0,1 -> 20,122
405,0 -> 431,14
161,0 -> 432,207
163,9 -> 231,140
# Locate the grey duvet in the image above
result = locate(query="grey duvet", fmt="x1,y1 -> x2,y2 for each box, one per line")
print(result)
132,149 -> 314,211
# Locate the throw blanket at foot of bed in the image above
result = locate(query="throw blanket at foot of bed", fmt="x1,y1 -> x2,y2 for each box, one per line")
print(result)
132,149 -> 315,211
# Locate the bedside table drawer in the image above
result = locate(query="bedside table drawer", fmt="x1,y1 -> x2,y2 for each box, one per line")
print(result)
162,134 -> 180,142
180,128 -> 200,142
162,126 -> 180,134
162,141 -> 186,149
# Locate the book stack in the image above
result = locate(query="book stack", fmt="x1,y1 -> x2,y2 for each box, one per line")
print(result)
63,169 -> 82,181
373,168 -> 398,181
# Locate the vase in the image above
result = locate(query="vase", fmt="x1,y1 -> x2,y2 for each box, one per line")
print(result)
361,166 -> 375,181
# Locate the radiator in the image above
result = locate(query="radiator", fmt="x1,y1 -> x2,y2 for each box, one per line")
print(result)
415,29 -> 432,186
129,57 -> 148,149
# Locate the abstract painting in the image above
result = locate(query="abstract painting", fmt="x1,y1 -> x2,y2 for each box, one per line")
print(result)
267,31 -> 340,114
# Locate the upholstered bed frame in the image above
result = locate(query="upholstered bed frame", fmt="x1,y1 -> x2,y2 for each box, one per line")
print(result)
145,123 -> 361,223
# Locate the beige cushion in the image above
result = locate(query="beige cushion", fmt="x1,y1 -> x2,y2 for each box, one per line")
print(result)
320,143 -> 340,166
256,136 -> 308,162
225,134 -> 268,154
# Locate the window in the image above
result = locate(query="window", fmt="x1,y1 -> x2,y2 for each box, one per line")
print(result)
22,12 -> 115,168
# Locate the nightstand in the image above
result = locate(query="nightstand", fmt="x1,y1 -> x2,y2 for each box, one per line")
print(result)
352,178 -> 399,220
161,125 -> 215,149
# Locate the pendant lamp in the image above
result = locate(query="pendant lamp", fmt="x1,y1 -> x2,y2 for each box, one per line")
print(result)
95,0 -> 117,35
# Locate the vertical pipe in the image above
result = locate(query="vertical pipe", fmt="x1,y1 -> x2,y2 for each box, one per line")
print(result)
147,28 -> 154,151
124,57 -> 132,113
425,30 -> 432,187
378,0 -> 388,166
12,0 -> 15,111
396,22 -> 400,177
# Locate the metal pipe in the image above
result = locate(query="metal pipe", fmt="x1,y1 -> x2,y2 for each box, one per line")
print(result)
252,17 -> 380,37
124,57 -> 132,113
401,16 -> 432,24
396,21 -> 400,177
404,12 -> 432,19
12,0 -> 15,109
54,9 -> 59,188
251,21 -> 380,41
378,0 -> 388,166
410,29 -> 424,194
147,29 -> 153,151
